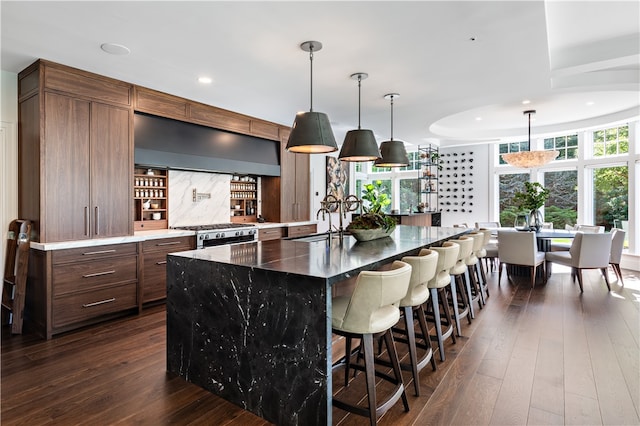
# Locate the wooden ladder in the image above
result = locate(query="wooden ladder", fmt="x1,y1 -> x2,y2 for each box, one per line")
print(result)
2,219 -> 32,334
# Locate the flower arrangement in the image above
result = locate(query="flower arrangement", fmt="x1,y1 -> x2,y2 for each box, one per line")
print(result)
513,182 -> 549,211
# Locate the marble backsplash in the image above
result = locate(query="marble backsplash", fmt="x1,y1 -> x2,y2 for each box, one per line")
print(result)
168,170 -> 231,226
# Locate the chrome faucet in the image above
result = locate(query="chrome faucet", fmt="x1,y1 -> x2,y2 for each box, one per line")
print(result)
316,206 -> 332,236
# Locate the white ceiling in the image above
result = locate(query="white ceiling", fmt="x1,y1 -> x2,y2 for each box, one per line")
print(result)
2,1 -> 638,149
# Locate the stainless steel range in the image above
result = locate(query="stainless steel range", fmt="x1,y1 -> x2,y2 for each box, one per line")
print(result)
172,223 -> 257,249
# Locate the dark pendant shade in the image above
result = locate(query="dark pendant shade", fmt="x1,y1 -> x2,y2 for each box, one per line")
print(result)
286,111 -> 338,154
374,140 -> 409,167
339,129 -> 380,161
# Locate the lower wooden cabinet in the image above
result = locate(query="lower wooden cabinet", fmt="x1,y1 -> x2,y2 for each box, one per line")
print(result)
258,227 -> 285,241
287,224 -> 317,238
140,236 -> 195,305
29,242 -> 139,339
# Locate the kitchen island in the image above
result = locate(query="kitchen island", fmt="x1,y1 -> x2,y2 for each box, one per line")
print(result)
166,225 -> 467,425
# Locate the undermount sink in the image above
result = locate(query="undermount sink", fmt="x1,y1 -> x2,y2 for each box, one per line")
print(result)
288,232 -> 348,243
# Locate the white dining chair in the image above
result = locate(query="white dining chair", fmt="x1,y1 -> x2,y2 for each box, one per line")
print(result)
545,232 -> 613,292
609,228 -> 626,286
497,230 -> 546,288
550,224 -> 604,251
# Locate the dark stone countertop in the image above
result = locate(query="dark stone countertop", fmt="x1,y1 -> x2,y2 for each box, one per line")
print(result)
170,225 -> 468,284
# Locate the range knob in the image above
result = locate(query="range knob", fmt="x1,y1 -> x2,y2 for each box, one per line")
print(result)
203,234 -> 210,240
215,233 -> 222,239
235,231 -> 242,236
198,234 -> 205,240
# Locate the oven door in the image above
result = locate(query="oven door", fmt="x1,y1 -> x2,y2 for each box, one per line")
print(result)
200,234 -> 255,248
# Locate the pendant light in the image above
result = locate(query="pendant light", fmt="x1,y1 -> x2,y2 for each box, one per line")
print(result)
338,73 -> 380,162
501,110 -> 559,168
286,41 -> 338,154
374,93 -> 409,167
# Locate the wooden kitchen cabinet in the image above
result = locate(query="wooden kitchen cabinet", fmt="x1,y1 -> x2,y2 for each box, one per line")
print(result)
134,168 -> 168,231
261,128 -> 310,222
258,227 -> 285,241
28,242 -> 139,339
18,60 -> 133,243
287,224 -> 317,238
140,236 -> 195,305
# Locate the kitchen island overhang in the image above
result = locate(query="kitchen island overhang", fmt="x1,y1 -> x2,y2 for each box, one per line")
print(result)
166,225 -> 468,426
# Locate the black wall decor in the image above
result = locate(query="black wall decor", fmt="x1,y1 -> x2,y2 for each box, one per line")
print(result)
439,150 -> 475,214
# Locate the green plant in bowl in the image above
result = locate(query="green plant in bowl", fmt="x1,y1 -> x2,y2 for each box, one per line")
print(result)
347,181 -> 396,239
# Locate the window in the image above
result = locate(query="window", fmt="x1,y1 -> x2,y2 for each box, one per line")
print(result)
543,170 -> 577,229
498,140 -> 529,165
593,165 -> 628,231
543,134 -> 578,160
399,178 -> 420,213
593,125 -> 629,157
498,173 -> 529,226
369,150 -> 420,173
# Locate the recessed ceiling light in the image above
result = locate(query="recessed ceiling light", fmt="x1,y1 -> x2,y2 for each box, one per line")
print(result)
522,99 -> 531,105
475,117 -> 482,121
198,76 -> 213,84
586,101 -> 595,106
100,43 -> 130,55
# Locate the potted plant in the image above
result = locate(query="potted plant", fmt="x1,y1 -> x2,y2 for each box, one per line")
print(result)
347,180 -> 397,241
513,182 -> 549,231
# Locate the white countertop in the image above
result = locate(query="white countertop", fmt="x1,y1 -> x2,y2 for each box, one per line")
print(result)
30,222 -> 318,250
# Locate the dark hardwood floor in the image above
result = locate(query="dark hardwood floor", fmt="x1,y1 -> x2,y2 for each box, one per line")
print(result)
2,265 -> 638,425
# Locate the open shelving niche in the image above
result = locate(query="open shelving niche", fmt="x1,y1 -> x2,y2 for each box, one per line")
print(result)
418,144 -> 440,212
134,167 -> 168,231
230,175 -> 258,223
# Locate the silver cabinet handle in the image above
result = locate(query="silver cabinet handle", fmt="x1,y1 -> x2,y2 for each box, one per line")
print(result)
156,241 -> 180,246
83,249 -> 116,256
82,270 -> 116,278
82,298 -> 116,308
156,261 -> 167,265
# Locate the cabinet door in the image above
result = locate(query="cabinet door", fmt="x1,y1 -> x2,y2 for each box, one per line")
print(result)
43,92 -> 90,241
279,136 -> 297,222
91,102 -> 132,237
294,153 -> 310,221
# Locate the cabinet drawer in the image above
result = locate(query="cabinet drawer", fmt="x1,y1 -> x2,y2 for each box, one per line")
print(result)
53,282 -> 137,328
287,224 -> 317,238
258,227 -> 285,241
135,87 -> 188,119
52,243 -> 138,265
143,251 -> 170,302
53,256 -> 137,296
142,236 -> 194,253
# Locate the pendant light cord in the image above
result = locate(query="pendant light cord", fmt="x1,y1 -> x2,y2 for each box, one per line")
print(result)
357,75 -> 362,130
309,45 -> 314,112
389,94 -> 394,141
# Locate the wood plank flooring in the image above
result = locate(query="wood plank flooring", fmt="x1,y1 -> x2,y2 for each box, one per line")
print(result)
2,265 -> 638,425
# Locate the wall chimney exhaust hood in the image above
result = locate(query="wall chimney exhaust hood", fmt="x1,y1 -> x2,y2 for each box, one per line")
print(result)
134,112 -> 281,176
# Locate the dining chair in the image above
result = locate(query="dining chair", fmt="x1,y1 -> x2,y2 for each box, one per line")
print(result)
545,232 -> 613,292
609,228 -> 626,286
550,224 -> 604,251
497,230 -> 546,288
475,221 -> 501,230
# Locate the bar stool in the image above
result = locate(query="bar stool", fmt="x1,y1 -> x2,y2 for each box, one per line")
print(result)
427,242 -> 459,361
465,231 -> 487,310
332,260 -> 412,425
393,249 -> 439,396
447,236 -> 474,333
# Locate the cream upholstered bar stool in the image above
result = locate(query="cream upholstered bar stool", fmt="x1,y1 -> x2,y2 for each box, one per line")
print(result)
476,228 -> 494,296
427,242 -> 459,361
392,249 -> 439,396
445,236 -> 474,332
332,260 -> 411,425
609,228 -> 626,285
465,231 -> 487,311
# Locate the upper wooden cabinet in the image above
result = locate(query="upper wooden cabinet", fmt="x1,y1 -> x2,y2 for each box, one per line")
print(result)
133,87 -> 281,141
134,87 -> 188,120
261,128 -> 310,222
18,60 -> 133,242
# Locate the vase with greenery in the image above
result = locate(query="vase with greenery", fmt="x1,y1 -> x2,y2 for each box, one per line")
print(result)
347,180 -> 396,240
513,182 -> 550,231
